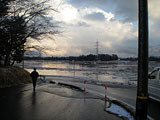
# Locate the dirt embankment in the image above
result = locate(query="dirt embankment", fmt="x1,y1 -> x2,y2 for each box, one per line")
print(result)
0,66 -> 31,88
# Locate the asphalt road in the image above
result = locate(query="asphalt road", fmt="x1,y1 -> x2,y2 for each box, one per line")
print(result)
47,77 -> 160,120
0,83 -> 121,120
48,77 -> 137,106
82,82 -> 160,120
1,77 -> 160,120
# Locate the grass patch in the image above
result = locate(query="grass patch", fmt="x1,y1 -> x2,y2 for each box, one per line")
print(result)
0,66 -> 31,88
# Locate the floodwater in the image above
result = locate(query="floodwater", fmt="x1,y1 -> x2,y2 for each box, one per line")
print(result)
19,60 -> 139,84
16,60 -> 160,85
14,60 -> 160,120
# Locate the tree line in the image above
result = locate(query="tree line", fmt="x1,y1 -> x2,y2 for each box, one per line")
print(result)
24,55 -> 160,61
0,0 -> 59,66
120,56 -> 160,61
24,54 -> 119,61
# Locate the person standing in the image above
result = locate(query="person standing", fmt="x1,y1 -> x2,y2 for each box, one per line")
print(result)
30,68 -> 39,91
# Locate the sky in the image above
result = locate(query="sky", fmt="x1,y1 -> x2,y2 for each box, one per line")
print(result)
37,0 -> 160,57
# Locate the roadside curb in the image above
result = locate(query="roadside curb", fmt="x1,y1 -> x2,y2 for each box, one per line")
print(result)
58,82 -> 84,92
49,80 -> 136,118
49,80 -> 154,120
49,80 -> 84,92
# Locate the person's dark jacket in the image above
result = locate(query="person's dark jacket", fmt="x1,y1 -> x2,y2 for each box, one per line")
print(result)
30,71 -> 39,80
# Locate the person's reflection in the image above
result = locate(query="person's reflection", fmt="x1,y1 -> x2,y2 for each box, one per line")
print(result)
32,92 -> 36,105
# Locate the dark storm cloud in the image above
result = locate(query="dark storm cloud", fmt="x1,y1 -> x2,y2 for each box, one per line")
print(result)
84,12 -> 106,21
118,47 -> 137,56
149,32 -> 160,56
68,0 -> 138,22
109,39 -> 138,57
149,19 -> 160,50
100,43 -> 137,57
56,0 -> 159,57
114,0 -> 138,22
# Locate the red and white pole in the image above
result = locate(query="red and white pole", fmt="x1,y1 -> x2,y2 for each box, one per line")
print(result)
104,84 -> 107,100
84,80 -> 87,93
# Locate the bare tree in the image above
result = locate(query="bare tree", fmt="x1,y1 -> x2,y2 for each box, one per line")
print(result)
0,0 -> 60,66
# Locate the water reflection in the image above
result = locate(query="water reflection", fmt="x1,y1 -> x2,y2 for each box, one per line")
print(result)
95,66 -> 99,81
72,63 -> 76,77
23,60 -> 137,84
32,92 -> 36,105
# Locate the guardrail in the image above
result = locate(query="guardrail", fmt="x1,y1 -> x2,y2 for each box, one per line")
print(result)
39,75 -> 46,81
38,75 -> 110,101
83,80 -> 108,100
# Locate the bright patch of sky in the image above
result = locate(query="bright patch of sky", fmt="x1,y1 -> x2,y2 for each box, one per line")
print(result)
41,0 -> 160,57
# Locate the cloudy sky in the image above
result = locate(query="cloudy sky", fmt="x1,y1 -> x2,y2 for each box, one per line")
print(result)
41,0 -> 160,57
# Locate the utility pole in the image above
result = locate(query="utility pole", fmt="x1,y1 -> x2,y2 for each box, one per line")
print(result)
136,0 -> 149,119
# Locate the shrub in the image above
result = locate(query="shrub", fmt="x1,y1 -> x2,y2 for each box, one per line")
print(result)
0,66 -> 31,87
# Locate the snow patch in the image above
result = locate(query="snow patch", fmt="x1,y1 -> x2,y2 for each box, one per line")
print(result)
105,103 -> 134,120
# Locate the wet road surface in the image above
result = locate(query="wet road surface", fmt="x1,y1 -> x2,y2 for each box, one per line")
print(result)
47,77 -> 160,120
0,83 -> 121,120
